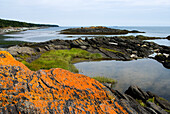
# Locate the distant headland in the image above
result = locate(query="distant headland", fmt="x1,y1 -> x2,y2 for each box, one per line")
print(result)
0,18 -> 59,28
0,18 -> 59,34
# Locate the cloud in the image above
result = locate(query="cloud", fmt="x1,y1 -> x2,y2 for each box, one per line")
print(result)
0,0 -> 169,26
1,0 -> 170,10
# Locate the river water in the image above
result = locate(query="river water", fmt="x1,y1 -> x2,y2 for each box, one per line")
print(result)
2,26 -> 170,101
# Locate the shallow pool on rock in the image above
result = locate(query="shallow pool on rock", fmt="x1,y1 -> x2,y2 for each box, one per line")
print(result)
75,58 -> 170,101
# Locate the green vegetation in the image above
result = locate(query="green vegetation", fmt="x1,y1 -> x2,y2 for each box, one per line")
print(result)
159,97 -> 167,101
0,40 -> 25,47
136,97 -> 155,107
0,18 -> 59,28
147,97 -> 155,103
137,97 -> 170,113
100,47 -> 124,54
92,76 -> 116,84
165,109 -> 170,113
17,54 -> 31,61
21,48 -> 102,73
136,99 -> 146,107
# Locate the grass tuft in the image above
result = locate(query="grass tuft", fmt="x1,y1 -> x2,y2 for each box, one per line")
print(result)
92,76 -> 116,84
136,99 -> 146,107
165,109 -> 170,113
147,97 -> 155,103
100,47 -> 124,54
21,48 -> 102,73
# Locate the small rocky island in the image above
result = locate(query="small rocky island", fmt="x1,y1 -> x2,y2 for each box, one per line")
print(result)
60,26 -> 144,35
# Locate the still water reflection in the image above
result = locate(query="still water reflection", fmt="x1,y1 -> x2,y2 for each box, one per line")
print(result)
75,59 -> 170,101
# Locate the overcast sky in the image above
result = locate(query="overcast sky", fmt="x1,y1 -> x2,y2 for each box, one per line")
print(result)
0,0 -> 170,26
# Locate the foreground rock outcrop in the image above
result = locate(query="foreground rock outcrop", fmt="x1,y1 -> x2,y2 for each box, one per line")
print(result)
0,51 -> 170,114
0,51 -> 129,113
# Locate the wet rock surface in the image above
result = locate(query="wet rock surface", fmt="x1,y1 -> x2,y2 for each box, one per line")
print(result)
0,51 -> 170,113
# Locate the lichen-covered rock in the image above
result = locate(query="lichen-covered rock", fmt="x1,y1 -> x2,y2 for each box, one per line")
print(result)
0,51 -> 129,113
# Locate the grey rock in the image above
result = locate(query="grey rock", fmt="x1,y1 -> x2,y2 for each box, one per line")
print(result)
7,46 -> 36,56
34,47 -> 46,52
155,97 -> 170,110
130,54 -> 138,58
125,85 -> 149,101
132,51 -> 138,54
80,46 -> 87,50
155,54 -> 166,61
126,49 -> 132,53
146,101 -> 168,114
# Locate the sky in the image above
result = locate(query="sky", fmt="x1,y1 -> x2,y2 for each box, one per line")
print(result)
0,0 -> 170,26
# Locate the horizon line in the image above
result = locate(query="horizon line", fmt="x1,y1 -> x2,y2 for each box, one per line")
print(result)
1,18 -> 170,27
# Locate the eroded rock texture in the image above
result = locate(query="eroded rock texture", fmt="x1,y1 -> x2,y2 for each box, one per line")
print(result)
0,51 -> 129,114
1,51 -> 169,114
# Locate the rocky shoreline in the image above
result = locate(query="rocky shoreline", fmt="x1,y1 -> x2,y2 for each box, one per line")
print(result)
0,51 -> 169,113
0,27 -> 42,34
1,36 -> 169,69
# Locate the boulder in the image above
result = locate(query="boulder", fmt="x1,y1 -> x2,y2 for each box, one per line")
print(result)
34,47 -> 46,52
7,46 -> 36,56
163,61 -> 170,69
146,101 -> 168,114
130,54 -> 138,58
155,97 -> 170,110
132,51 -> 138,54
125,85 -> 149,101
155,54 -> 166,61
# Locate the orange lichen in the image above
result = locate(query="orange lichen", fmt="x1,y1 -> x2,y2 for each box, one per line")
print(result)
0,51 -> 128,113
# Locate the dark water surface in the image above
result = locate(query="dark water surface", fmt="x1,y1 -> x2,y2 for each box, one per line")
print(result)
75,59 -> 170,101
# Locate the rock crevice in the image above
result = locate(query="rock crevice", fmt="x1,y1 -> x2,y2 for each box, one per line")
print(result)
0,51 -> 170,113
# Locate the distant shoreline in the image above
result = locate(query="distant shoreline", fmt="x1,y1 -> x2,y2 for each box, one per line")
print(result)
0,27 -> 44,35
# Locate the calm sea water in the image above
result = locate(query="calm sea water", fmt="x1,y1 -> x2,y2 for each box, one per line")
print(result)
75,59 -> 170,101
2,26 -> 170,100
4,26 -> 170,46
